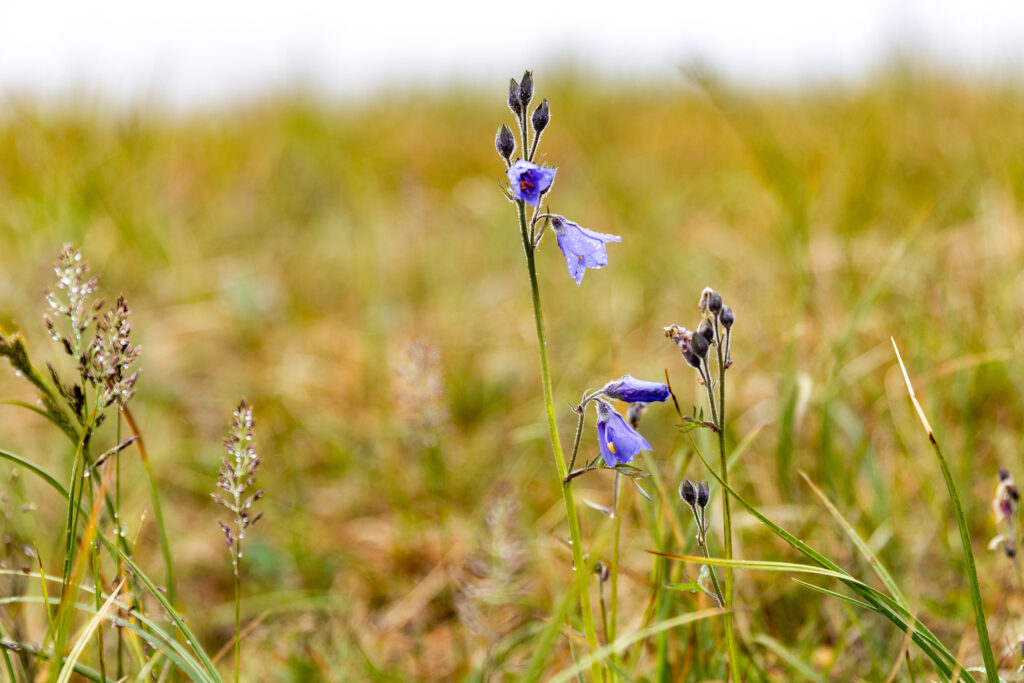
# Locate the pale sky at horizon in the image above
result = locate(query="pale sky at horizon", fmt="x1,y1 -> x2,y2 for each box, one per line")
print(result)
1,0 -> 1022,109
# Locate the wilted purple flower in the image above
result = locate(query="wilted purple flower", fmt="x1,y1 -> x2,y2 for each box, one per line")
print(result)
595,399 -> 652,467
507,160 -> 556,206
550,215 -> 621,285
601,374 -> 670,403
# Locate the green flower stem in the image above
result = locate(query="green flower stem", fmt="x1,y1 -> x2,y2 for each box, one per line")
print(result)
715,330 -> 742,683
568,407 -> 586,473
234,571 -> 241,683
518,201 -> 603,682
609,473 -> 622,677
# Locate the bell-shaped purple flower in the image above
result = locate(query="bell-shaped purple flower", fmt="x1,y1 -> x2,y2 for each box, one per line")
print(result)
550,215 -> 621,285
601,374 -> 670,403
595,399 -> 652,467
507,160 -> 556,207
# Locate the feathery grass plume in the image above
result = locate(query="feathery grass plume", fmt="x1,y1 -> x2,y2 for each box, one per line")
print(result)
213,399 -> 264,576
213,399 -> 263,683
454,487 -> 529,674
83,296 -> 141,409
44,244 -> 104,360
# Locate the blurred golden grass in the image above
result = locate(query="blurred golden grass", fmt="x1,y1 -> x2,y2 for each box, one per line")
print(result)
1,66 -> 1023,679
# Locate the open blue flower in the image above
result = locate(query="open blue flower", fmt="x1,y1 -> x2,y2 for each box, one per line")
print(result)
595,399 -> 652,467
550,215 -> 621,285
601,375 -> 670,403
507,160 -> 556,207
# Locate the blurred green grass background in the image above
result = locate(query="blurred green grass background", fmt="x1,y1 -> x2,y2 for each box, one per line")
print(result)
1,66 -> 1023,679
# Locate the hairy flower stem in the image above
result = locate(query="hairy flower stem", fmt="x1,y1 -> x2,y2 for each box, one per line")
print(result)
518,201 -> 603,681
610,473 -> 621,644
715,329 -> 741,682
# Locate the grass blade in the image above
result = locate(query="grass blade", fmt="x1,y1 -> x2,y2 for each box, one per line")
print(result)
798,470 -> 908,608
752,633 -> 828,683
56,579 -> 125,683
683,435 -> 973,681
892,338 -> 998,682
548,608 -> 725,683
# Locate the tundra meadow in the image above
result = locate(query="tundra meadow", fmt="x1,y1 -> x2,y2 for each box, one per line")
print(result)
0,66 -> 1023,681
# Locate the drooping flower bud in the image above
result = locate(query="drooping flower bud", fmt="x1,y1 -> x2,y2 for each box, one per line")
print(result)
665,324 -> 701,369
518,70 -> 534,108
691,329 -> 710,359
708,291 -> 723,315
696,481 -> 710,508
531,98 -> 550,133
508,78 -> 521,116
680,479 -> 698,506
495,124 -> 515,161
627,402 -> 647,430
700,320 -> 715,344
720,305 -> 735,330
601,374 -> 670,403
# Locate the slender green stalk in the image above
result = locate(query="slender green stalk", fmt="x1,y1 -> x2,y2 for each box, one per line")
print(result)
892,340 -> 997,682
517,201 -> 603,682
609,473 -> 621,647
696,540 -> 725,607
115,413 -> 123,680
234,571 -> 241,683
121,406 -> 176,603
715,331 -> 741,682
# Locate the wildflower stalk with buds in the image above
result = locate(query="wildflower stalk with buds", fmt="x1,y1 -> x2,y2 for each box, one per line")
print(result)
665,287 -> 741,680
213,400 -> 265,683
496,71 -> 611,679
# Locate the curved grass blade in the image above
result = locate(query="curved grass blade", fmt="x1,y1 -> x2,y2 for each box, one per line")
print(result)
121,406 -> 176,603
798,470 -> 908,608
548,608 -> 725,683
752,633 -> 827,683
0,449 -> 221,682
684,437 -> 973,681
892,338 -> 998,682
56,579 -> 125,683
1,594 -> 212,683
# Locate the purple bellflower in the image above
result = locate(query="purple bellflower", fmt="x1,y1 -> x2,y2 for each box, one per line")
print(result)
507,160 -> 556,207
595,399 -> 652,467
601,374 -> 670,403
550,215 -> 621,285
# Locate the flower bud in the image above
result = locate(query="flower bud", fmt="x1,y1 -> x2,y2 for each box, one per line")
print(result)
708,291 -> 723,315
495,124 -> 515,161
531,98 -> 550,133
700,320 -> 715,343
680,479 -> 697,506
518,70 -> 534,108
691,330 -> 710,359
627,402 -> 647,430
508,78 -> 521,116
697,481 -> 710,508
720,305 -> 735,329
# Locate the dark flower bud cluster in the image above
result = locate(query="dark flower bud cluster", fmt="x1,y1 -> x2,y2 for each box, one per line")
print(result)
496,69 -> 620,284
666,287 -> 736,392
991,467 -> 1021,561
213,399 -> 265,577
664,324 -> 700,370
680,479 -> 712,544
